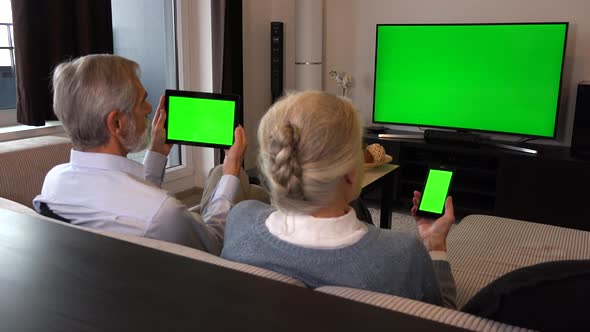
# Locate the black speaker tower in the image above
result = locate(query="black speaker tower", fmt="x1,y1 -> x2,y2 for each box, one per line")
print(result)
271,22 -> 284,103
571,81 -> 590,159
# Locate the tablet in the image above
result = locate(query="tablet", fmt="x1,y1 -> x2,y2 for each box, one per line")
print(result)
164,89 -> 240,149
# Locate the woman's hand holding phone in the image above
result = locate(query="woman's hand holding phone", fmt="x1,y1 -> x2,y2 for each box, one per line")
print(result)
411,191 -> 455,252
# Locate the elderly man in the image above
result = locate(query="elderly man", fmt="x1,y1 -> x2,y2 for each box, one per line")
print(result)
33,54 -> 266,255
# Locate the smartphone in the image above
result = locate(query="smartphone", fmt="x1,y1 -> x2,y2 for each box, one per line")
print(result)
416,167 -> 454,218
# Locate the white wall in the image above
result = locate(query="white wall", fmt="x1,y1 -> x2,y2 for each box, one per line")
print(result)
322,0 -> 590,145
242,0 -> 590,147
243,0 -> 272,169
272,0 -> 296,92
242,0 -> 298,168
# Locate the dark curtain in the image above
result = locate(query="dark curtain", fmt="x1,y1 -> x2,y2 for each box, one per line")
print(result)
211,1 -> 225,95
212,0 -> 243,165
11,0 -> 113,126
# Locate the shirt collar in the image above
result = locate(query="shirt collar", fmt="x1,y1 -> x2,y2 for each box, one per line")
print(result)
265,208 -> 368,248
70,149 -> 144,179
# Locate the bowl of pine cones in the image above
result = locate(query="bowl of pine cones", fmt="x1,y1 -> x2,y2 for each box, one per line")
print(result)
363,143 -> 392,168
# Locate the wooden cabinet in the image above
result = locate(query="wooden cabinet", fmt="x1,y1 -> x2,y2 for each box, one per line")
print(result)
364,132 -> 590,231
495,147 -> 590,231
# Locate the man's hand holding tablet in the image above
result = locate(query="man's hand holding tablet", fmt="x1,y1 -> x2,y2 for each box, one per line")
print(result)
222,126 -> 247,176
149,95 -> 173,156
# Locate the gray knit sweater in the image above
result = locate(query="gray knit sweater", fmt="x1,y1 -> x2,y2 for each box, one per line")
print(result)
221,200 -> 456,307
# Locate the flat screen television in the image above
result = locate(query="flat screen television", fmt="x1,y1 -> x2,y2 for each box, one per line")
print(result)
372,22 -> 568,138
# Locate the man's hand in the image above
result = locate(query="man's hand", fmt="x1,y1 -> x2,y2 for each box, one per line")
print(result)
149,95 -> 173,156
411,191 -> 455,252
223,126 -> 247,176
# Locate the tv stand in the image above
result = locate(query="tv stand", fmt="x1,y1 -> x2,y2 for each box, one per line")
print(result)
363,132 -> 590,231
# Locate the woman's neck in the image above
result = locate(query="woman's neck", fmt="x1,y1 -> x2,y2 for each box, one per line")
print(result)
310,178 -> 356,218
311,202 -> 350,218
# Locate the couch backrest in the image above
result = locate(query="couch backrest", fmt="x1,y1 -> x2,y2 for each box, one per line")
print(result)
317,286 -> 532,332
0,135 -> 71,208
448,214 -> 590,307
0,198 -> 307,288
90,227 -> 307,288
0,200 -> 531,331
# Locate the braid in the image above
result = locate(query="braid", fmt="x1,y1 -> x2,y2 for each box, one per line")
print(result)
258,91 -> 361,214
268,123 -> 304,199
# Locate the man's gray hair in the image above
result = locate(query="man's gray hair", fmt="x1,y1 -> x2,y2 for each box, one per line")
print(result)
52,54 -> 140,149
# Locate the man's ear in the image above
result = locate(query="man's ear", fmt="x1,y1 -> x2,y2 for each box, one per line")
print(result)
106,109 -> 125,137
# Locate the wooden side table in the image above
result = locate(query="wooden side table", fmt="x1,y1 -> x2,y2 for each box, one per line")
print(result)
362,164 -> 400,229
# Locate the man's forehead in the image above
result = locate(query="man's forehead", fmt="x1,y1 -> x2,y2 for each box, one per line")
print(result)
132,79 -> 147,97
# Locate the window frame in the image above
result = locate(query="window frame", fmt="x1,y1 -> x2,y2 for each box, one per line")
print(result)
0,22 -> 15,66
170,0 -> 216,191
0,108 -> 16,127
0,21 -> 17,127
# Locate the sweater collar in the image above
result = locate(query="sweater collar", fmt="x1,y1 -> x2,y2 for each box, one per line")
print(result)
265,208 -> 369,249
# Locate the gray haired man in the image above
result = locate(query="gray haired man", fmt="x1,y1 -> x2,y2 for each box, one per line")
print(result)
34,54 -> 267,255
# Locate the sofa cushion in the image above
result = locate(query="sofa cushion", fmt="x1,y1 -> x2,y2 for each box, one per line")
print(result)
0,135 -> 71,208
447,214 -> 590,308
317,286 -> 530,332
462,259 -> 590,331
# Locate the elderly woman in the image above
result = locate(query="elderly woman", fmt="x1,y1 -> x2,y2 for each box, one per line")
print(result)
221,91 -> 456,308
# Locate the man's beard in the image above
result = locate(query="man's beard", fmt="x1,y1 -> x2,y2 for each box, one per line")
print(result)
122,117 -> 149,153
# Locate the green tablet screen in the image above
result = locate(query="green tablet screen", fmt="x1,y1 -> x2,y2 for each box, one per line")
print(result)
165,91 -> 238,148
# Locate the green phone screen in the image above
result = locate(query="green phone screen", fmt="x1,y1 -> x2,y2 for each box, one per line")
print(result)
419,169 -> 453,214
167,95 -> 236,146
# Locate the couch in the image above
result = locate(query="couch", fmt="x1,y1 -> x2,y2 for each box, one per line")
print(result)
1,135 -> 589,331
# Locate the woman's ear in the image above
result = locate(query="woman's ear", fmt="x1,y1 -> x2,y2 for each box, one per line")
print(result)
344,164 -> 363,202
342,169 -> 360,204
344,169 -> 356,185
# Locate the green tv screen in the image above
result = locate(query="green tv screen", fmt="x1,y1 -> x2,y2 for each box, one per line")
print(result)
165,90 -> 238,148
373,23 -> 568,138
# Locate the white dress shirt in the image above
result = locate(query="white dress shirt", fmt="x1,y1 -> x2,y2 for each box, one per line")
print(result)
33,149 -> 239,254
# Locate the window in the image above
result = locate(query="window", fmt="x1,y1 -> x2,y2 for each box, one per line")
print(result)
0,0 -> 16,115
1,0 -> 195,188
111,0 -> 181,167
